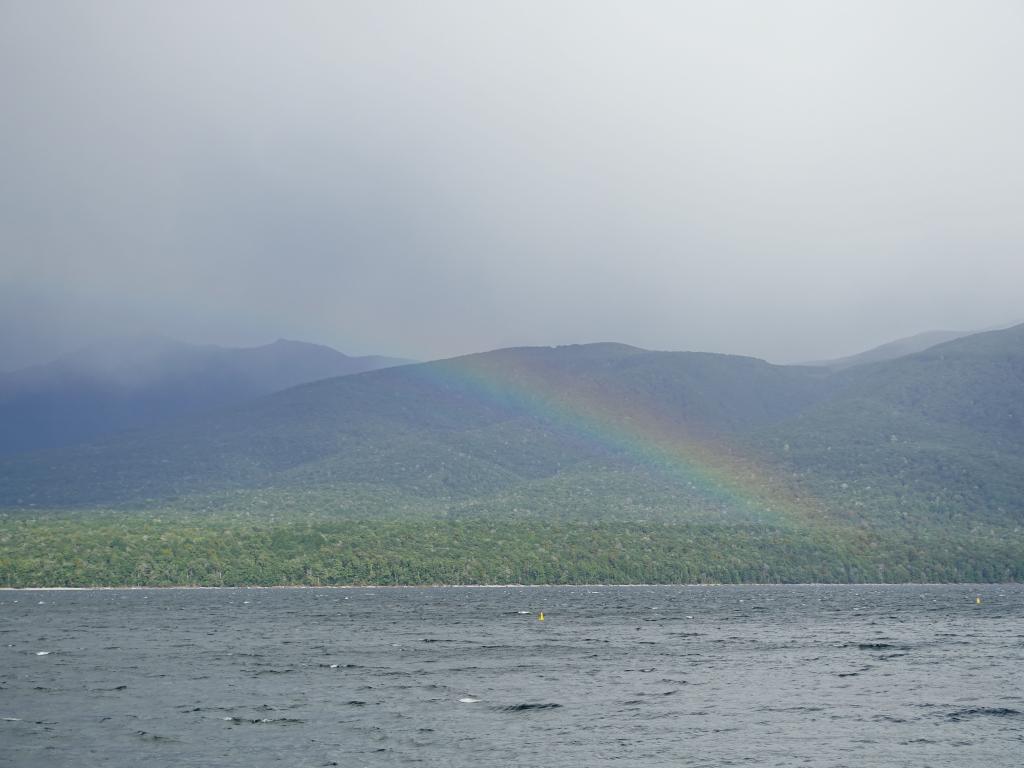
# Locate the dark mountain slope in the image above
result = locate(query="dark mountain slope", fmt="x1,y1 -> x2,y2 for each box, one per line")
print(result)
0,344 -> 831,507
753,324 -> 1024,525
0,335 -> 410,455
5,329 -> 1024,586
2,326 -> 1023,532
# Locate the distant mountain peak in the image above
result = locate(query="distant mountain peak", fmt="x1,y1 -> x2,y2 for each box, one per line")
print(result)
804,329 -> 973,370
267,337 -> 318,348
0,335 -> 410,455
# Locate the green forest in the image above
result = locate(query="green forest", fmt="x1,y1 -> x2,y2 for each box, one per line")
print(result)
2,508 -> 1022,587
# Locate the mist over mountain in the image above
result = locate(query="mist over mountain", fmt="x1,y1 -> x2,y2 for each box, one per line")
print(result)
3,324 -> 1022,526
0,335 -> 410,455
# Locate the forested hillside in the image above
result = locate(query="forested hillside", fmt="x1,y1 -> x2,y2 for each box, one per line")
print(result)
2,326 -> 1022,586
755,324 -> 1024,528
0,343 -> 834,507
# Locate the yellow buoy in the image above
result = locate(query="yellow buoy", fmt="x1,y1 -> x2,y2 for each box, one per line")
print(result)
976,596 -> 982,604
538,612 -> 545,621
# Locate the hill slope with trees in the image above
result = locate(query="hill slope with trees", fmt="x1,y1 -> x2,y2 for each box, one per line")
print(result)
2,326 -> 1022,586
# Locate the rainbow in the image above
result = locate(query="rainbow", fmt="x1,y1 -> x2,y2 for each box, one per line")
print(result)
407,347 -> 828,529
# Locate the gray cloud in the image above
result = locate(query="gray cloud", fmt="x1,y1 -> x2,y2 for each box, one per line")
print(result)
2,1 -> 1023,370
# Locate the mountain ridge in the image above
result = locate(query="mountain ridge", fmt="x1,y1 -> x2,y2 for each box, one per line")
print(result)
3,325 -> 1024,586
801,329 -> 974,369
0,335 -> 411,455
3,325 -> 1022,521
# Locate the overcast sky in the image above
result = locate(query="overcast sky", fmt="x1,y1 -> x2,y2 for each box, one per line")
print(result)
2,1 -> 1023,370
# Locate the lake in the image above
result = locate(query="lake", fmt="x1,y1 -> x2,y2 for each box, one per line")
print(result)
2,585 -> 1022,767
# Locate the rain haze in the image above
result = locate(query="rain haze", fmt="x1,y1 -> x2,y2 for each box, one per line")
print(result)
2,1 -> 1023,370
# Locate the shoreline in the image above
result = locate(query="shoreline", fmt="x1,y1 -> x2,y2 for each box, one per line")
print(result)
0,582 -> 1010,591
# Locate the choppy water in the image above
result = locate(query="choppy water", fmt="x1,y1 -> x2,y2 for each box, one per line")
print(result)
2,585 -> 1023,767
